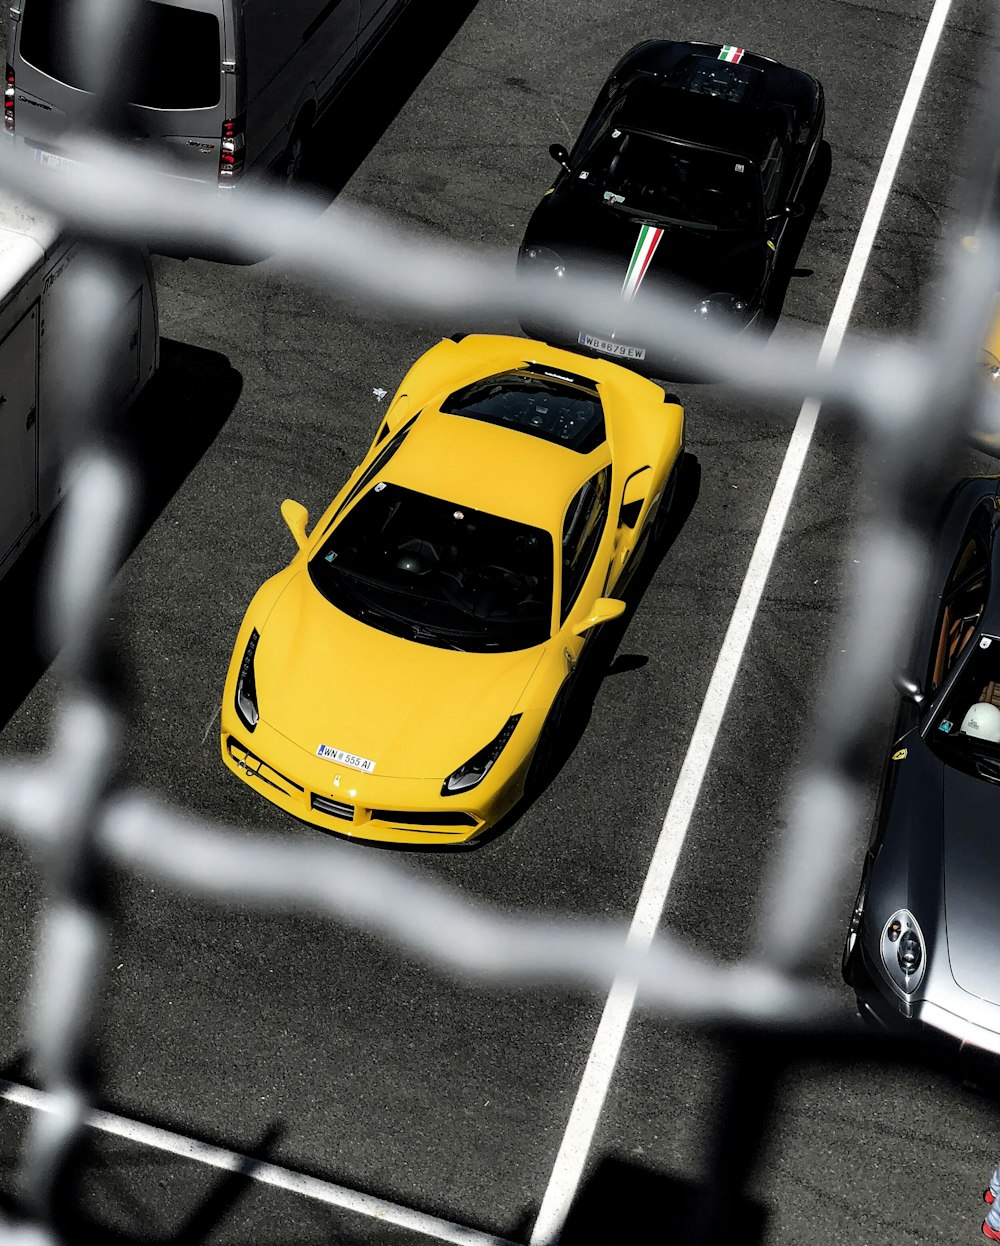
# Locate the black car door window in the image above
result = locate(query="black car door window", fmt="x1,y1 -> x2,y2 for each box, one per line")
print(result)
326,413 -> 419,530
761,138 -> 786,216
561,466 -> 611,621
930,528 -> 991,691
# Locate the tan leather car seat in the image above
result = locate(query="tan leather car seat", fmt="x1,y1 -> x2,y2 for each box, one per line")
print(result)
980,680 -> 1000,708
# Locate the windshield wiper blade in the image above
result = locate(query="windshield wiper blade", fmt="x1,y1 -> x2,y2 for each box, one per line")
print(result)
406,622 -> 467,651
328,564 -> 397,592
345,593 -> 467,650
600,200 -> 717,230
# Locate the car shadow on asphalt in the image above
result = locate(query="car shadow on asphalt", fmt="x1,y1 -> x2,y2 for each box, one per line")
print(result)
0,339 -> 242,731
300,0 -> 483,204
0,1101 -> 288,1246
0,1072 -> 521,1246
2,1019 -> 999,1244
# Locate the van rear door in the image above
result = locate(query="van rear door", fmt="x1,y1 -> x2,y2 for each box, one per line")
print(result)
12,0 -> 229,184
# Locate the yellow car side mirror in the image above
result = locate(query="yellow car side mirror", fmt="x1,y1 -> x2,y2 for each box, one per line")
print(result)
571,597 -> 626,636
281,498 -> 309,550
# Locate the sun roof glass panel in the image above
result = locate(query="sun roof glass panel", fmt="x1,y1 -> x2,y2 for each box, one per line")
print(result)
441,369 -> 606,453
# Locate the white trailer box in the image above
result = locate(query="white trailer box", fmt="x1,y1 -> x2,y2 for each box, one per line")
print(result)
0,201 -> 158,579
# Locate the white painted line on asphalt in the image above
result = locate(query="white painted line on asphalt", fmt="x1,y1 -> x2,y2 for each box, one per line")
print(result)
528,2 -> 956,1242
0,1080 -> 518,1246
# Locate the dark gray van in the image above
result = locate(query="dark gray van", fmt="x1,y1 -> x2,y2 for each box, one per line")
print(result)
5,0 -> 410,185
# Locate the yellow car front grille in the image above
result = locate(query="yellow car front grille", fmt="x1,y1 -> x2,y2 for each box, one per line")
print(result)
310,793 -> 355,822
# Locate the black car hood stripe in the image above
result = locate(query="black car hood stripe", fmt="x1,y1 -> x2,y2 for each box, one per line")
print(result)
525,190 -> 767,302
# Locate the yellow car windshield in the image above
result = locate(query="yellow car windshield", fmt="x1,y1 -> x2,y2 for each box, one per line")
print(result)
309,482 -> 553,652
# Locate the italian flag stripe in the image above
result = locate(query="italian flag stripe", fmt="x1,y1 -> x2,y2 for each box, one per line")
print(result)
718,45 -> 745,63
621,224 -> 664,301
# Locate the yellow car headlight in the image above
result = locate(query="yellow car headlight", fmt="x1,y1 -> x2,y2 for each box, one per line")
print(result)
441,715 -> 521,796
234,628 -> 261,732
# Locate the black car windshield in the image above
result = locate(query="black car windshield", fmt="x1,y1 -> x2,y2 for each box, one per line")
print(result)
308,482 -> 554,653
584,129 -> 761,230
441,368 -> 605,454
929,635 -> 1000,780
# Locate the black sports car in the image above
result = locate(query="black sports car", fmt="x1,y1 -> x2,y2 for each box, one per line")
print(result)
843,476 -> 1000,1057
518,40 -> 825,373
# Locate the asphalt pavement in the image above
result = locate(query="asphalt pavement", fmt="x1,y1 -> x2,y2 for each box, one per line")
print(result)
2,0 -> 1000,1242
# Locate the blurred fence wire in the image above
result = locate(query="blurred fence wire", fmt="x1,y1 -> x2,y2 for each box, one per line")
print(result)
1,0 -> 1000,1243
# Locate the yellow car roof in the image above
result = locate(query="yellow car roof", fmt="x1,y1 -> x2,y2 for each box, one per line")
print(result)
377,405 -> 610,533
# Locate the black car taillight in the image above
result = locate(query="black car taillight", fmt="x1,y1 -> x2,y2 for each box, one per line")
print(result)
4,63 -> 14,135
218,114 -> 245,186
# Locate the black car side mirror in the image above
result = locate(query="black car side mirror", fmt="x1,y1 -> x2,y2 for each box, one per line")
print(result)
893,671 -> 925,705
766,201 -> 806,225
549,142 -> 571,171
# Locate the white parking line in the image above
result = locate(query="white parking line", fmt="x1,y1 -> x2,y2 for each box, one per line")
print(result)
0,1080 -> 518,1246
528,2 -> 957,1242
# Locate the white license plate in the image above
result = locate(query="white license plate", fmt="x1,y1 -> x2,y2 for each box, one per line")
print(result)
578,332 -> 646,361
33,148 -> 80,170
316,743 -> 376,773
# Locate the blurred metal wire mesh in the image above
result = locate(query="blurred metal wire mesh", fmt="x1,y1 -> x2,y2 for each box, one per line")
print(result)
0,0 -> 999,1243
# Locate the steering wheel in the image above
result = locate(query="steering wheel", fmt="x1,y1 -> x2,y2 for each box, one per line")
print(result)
440,565 -> 523,620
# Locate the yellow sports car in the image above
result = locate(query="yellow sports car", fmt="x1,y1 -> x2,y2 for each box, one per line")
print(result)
221,333 -> 684,845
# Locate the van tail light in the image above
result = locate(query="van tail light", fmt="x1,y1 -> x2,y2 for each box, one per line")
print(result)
4,63 -> 14,135
218,114 -> 245,186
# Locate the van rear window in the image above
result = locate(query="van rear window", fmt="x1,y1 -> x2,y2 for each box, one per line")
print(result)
20,0 -> 221,109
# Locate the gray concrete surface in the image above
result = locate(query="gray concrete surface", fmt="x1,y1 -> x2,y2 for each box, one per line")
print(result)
1,0 -> 999,1242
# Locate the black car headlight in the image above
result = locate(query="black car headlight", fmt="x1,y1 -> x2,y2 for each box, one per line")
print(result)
880,908 -> 926,993
234,628 -> 261,733
441,715 -> 521,796
694,293 -> 748,321
520,245 -> 567,279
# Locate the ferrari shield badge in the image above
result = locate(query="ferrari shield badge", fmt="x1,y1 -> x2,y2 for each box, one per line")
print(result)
892,748 -> 908,761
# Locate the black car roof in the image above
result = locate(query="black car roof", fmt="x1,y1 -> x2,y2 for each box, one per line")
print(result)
615,75 -> 785,163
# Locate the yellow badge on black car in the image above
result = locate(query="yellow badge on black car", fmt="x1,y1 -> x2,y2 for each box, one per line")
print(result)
892,748 -> 908,761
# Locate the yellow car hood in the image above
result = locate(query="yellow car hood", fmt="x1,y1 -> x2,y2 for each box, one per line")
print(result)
253,570 -> 545,779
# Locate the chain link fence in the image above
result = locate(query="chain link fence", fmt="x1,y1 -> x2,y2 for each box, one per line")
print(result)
0,1 -> 999,1242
